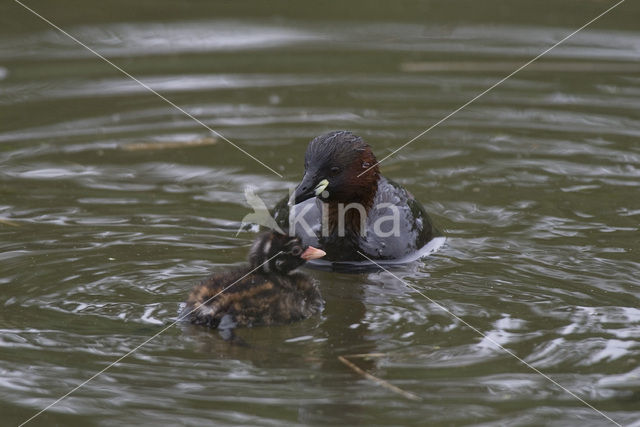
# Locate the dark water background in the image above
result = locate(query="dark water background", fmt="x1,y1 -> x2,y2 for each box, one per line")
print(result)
1,0 -> 640,425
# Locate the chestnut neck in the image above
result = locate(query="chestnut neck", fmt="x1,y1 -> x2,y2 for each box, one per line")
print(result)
324,164 -> 380,236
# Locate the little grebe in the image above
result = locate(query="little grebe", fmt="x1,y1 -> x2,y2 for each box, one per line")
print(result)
273,131 -> 440,264
182,231 -> 326,339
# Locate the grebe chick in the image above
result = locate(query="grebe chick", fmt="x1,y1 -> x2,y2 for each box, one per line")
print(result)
182,231 -> 326,342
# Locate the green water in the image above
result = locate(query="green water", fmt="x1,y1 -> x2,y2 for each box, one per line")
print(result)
1,1 -> 640,425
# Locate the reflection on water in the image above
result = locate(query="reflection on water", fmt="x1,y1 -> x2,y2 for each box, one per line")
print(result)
1,0 -> 640,425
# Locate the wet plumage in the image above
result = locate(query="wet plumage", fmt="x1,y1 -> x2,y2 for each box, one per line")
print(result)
273,131 -> 440,264
182,231 -> 325,337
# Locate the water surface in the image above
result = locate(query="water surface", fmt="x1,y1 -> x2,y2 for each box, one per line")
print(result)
1,1 -> 640,425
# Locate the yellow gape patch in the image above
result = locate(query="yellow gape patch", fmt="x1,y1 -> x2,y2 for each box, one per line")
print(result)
314,179 -> 329,196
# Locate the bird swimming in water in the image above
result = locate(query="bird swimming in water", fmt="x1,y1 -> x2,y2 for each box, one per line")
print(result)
273,131 -> 440,266
181,230 -> 326,342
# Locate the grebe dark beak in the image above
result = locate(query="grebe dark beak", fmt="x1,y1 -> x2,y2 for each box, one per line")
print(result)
300,246 -> 326,260
293,172 -> 326,204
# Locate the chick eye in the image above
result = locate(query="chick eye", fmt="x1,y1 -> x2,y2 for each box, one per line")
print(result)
330,166 -> 341,176
290,246 -> 302,256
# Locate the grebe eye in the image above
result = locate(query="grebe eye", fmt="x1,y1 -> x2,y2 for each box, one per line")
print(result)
330,166 -> 340,176
291,246 -> 302,256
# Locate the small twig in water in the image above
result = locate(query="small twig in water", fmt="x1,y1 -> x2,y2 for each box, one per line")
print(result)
121,137 -> 217,152
0,218 -> 21,227
338,354 -> 421,401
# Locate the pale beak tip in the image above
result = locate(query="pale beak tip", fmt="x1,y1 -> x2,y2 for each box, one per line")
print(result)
300,246 -> 326,260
